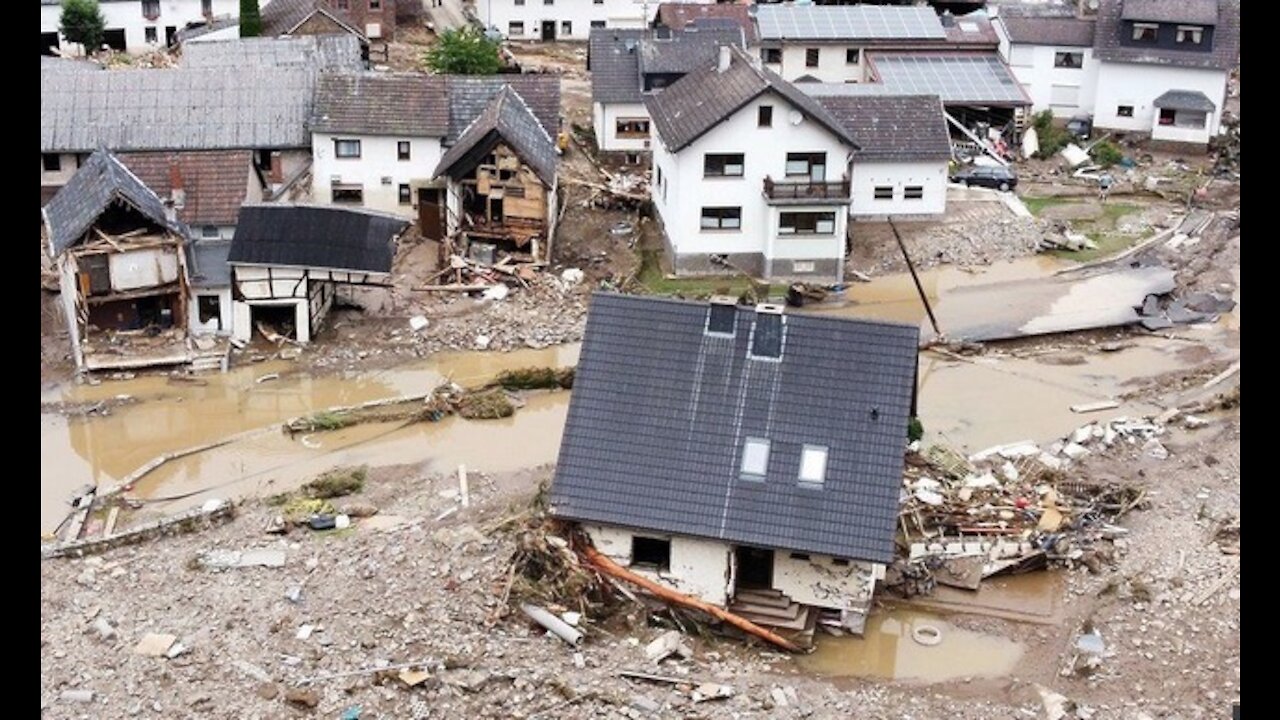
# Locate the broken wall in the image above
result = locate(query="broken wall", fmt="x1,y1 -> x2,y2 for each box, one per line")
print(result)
771,552 -> 881,611
584,524 -> 732,607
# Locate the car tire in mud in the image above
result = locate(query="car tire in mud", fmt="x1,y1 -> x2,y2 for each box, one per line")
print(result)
912,624 -> 943,647
999,182 -> 1010,192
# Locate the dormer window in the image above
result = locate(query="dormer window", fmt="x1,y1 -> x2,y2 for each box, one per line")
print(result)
706,297 -> 737,336
1132,23 -> 1158,42
799,445 -> 828,486
1176,25 -> 1204,45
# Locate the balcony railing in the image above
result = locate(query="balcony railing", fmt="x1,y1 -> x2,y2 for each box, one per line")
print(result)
763,176 -> 850,201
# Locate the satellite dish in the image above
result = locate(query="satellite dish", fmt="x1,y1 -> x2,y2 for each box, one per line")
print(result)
789,109 -> 803,125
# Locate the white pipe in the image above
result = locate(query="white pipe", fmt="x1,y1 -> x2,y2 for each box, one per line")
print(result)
520,603 -> 584,647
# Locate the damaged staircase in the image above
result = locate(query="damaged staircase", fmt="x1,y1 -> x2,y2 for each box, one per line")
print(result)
728,589 -> 819,648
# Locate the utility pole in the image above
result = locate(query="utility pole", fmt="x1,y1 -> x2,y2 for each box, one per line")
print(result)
888,217 -> 941,340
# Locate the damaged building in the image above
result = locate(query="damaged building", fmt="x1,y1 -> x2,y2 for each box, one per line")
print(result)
42,149 -> 228,373
226,204 -> 409,345
550,293 -> 920,637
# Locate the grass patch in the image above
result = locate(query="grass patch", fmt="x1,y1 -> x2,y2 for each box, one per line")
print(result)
1048,202 -> 1144,262
281,496 -> 336,523
635,248 -> 784,300
302,466 -> 367,499
1020,195 -> 1075,217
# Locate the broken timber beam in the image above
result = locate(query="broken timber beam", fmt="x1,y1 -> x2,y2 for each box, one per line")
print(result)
579,545 -> 803,654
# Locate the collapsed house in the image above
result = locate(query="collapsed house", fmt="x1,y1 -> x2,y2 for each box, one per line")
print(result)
433,86 -> 561,266
550,293 -> 920,638
226,204 -> 410,344
42,149 -> 229,372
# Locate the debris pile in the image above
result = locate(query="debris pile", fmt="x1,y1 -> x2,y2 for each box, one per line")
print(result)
886,418 -> 1161,595
416,254 -> 547,295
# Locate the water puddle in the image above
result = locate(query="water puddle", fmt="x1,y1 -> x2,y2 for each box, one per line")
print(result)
797,609 -> 1025,682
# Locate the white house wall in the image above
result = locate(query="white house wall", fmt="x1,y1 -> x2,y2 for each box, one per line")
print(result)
480,0 -> 661,41
768,44 -> 862,83
108,247 -> 181,291
188,286 -> 232,335
594,102 -> 651,152
584,525 -> 732,607
1093,62 -> 1226,136
312,133 -> 444,219
851,160 -> 948,217
39,153 -> 81,187
1004,44 -> 1100,118
41,0 -> 240,55
771,552 -> 879,611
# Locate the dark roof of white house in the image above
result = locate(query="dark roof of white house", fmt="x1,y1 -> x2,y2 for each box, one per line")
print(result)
589,29 -> 645,104
1094,0 -> 1239,70
1153,89 -> 1216,112
549,293 -> 919,563
999,16 -> 1097,47
228,204 -> 409,274
311,73 -> 450,137
817,95 -> 951,162
434,85 -> 559,186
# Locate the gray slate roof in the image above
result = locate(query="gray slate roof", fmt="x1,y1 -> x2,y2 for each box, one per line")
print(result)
639,26 -> 747,75
434,86 -> 559,186
1153,89 -> 1216,111
228,204 -> 409,274
444,75 -> 561,143
311,73 -> 449,137
40,56 -> 103,73
549,293 -> 919,564
43,149 -> 186,256
589,29 -> 645,104
999,16 -> 1097,47
755,4 -> 946,42
644,46 -> 859,153
181,35 -> 364,71
261,0 -> 364,38
186,240 -> 233,288
41,66 -> 316,152
1094,0 -> 1239,70
817,95 -> 951,162
1121,0 -> 1219,25
656,3 -> 758,42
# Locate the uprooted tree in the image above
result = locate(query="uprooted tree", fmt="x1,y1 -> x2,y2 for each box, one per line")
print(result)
59,0 -> 106,53
423,27 -> 502,75
239,0 -> 263,37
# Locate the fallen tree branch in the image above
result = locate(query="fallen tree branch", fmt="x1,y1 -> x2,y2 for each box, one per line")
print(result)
579,545 -> 803,653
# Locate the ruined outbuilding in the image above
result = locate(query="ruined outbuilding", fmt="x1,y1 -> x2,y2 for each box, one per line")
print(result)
550,293 -> 920,638
42,149 -> 226,372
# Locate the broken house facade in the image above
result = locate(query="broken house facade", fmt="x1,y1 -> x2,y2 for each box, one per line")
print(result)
480,0 -> 661,42
647,46 -> 860,281
43,150 -> 228,372
40,0 -> 240,56
992,0 -> 1240,148
551,293 -> 919,634
227,204 -> 409,345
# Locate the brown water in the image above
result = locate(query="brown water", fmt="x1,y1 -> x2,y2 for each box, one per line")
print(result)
40,345 -> 579,533
797,609 -> 1025,682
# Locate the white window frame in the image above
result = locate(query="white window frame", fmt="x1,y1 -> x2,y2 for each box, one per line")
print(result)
334,139 -> 362,159
740,438 -> 770,478
903,186 -> 924,200
873,185 -> 894,200
799,445 -> 828,485
1132,22 -> 1158,42
1176,25 -> 1203,45
1053,51 -> 1084,69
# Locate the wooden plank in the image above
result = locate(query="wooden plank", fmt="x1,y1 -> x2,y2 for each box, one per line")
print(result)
1070,400 -> 1120,414
103,507 -> 120,538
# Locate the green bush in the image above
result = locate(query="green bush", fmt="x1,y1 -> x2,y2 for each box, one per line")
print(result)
1092,140 -> 1123,167
908,416 -> 924,443
423,27 -> 502,75
239,0 -> 262,37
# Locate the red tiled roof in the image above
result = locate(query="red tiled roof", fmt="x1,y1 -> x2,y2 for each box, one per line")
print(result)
117,150 -> 255,227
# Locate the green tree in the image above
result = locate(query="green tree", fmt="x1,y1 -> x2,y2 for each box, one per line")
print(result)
59,0 -> 106,53
240,0 -> 263,38
423,27 -> 502,75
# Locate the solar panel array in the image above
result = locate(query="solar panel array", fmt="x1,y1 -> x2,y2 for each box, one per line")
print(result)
755,5 -> 946,41
868,54 -> 1030,105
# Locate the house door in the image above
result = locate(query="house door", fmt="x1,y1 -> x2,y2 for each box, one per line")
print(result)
165,26 -> 177,46
541,20 -> 556,41
734,546 -> 775,590
417,188 -> 445,240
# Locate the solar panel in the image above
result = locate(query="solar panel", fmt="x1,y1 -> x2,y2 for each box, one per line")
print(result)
756,5 -> 946,41
868,53 -> 1029,105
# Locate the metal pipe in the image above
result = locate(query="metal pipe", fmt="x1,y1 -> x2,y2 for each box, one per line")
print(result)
520,603 -> 584,647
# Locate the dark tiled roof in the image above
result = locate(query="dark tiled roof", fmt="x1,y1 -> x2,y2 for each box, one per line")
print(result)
311,73 -> 449,137
941,12 -> 1001,47
39,56 -> 103,73
817,95 -> 951,162
1094,0 -> 1239,70
186,240 -> 233,288
589,29 -> 645,104
1121,0 -> 1219,25
434,86 -> 559,186
181,35 -> 364,71
228,204 -> 409,274
1153,89 -> 1216,111
444,75 -> 560,143
116,150 -> 254,227
999,16 -> 1097,47
43,149 -> 185,256
644,46 -> 859,152
656,3 -> 758,42
639,26 -> 747,75
549,293 -> 919,563
261,0 -> 364,38
174,16 -> 242,44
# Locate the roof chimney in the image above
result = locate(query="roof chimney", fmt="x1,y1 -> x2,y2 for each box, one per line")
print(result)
717,44 -> 732,73
167,156 -> 185,209
940,10 -> 956,28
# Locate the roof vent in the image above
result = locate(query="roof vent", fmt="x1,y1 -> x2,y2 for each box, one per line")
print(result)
940,10 -> 956,28
706,295 -> 738,335
750,303 -> 785,359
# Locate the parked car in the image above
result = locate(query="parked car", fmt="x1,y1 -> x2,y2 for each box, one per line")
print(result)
949,164 -> 1018,192
1066,115 -> 1093,140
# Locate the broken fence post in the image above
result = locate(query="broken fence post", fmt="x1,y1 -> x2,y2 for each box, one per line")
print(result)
458,464 -> 470,508
520,603 -> 584,647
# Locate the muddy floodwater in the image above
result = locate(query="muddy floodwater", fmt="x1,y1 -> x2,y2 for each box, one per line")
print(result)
797,609 -> 1025,682
40,257 -> 1239,534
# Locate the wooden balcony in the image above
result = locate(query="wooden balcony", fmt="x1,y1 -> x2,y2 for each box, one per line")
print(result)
763,176 -> 851,205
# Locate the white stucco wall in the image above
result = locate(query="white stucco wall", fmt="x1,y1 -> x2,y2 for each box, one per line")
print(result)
654,89 -> 853,259
41,0 -> 239,55
770,43 -> 862,83
584,525 -> 732,607
312,133 -> 445,219
40,153 -> 82,187
1151,115 -> 1215,145
593,102 -> 651,152
771,552 -> 880,611
479,0 -> 661,41
851,160 -> 948,217
230,265 -> 314,343
189,286 -> 232,336
108,247 -> 181,290
1004,44 -> 1100,118
1093,62 -> 1227,137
